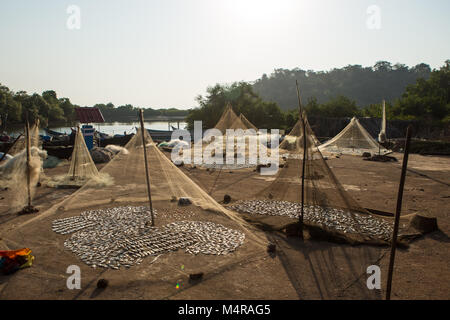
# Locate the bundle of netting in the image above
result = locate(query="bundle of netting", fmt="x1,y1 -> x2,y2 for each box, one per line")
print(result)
229,114 -> 398,245
0,122 -> 46,212
45,127 -> 113,188
318,117 -> 391,156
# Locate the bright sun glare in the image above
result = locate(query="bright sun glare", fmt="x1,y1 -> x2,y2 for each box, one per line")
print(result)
222,0 -> 290,23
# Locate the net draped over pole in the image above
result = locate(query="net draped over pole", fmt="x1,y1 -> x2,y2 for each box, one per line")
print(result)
318,117 -> 391,156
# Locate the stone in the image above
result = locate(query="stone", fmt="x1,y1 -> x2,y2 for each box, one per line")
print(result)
285,223 -> 302,237
178,197 -> 192,206
267,243 -> 276,253
223,194 -> 231,204
97,279 -> 109,289
410,215 -> 438,234
189,272 -> 204,281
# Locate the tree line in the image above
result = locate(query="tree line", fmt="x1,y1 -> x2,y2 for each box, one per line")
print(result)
253,61 -> 433,110
186,60 -> 449,132
0,87 -> 189,131
2,60 -> 448,134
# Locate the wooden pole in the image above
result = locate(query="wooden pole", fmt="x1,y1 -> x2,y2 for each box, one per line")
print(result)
25,116 -> 32,208
300,117 -> 306,240
296,80 -> 305,239
295,80 -> 303,117
72,126 -> 80,180
385,125 -> 412,300
139,109 -> 155,226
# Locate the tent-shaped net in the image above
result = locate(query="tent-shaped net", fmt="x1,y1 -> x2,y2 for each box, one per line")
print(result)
230,115 -> 395,245
0,121 -> 46,212
280,116 -> 320,156
318,117 -> 391,156
2,127 -> 266,281
45,127 -> 112,188
213,103 -> 243,134
238,113 -> 258,132
197,104 -> 272,170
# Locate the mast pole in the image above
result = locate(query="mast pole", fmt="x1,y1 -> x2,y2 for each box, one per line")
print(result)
386,126 -> 412,300
296,80 -> 305,240
25,114 -> 32,208
139,109 -> 155,226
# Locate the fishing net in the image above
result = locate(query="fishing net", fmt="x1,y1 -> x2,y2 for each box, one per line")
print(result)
192,104 -> 274,170
2,126 -> 267,291
229,114 -> 396,245
213,103 -> 243,134
238,113 -> 258,132
318,117 -> 390,156
280,116 -> 320,155
45,127 -> 112,188
0,122 -> 46,212
7,122 -> 41,156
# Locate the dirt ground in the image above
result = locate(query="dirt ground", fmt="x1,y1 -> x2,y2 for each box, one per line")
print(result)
0,152 -> 448,300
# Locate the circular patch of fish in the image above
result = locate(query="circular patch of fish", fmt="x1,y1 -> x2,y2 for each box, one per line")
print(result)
52,206 -> 245,269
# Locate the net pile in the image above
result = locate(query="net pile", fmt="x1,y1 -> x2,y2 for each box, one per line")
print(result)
318,117 -> 391,156
230,114 -> 394,244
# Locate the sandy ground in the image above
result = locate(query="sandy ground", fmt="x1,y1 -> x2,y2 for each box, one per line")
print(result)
0,152 -> 448,300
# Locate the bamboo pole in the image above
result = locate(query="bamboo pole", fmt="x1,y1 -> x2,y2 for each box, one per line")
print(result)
295,80 -> 303,117
385,125 -> 412,300
300,117 -> 306,240
296,80 -> 305,239
139,109 -> 155,226
71,126 -> 80,180
25,116 -> 32,208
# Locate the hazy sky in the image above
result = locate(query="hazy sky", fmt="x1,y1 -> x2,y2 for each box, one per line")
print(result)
1,0 -> 449,109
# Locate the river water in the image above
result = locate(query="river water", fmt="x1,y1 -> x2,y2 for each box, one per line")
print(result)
5,121 -> 187,137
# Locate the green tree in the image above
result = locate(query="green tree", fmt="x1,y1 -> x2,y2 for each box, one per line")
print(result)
0,84 -> 22,128
394,60 -> 449,122
186,82 -> 286,130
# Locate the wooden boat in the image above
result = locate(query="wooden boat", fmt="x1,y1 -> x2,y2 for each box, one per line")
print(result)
43,145 -> 74,159
146,128 -> 194,142
45,128 -> 69,137
98,133 -> 134,147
